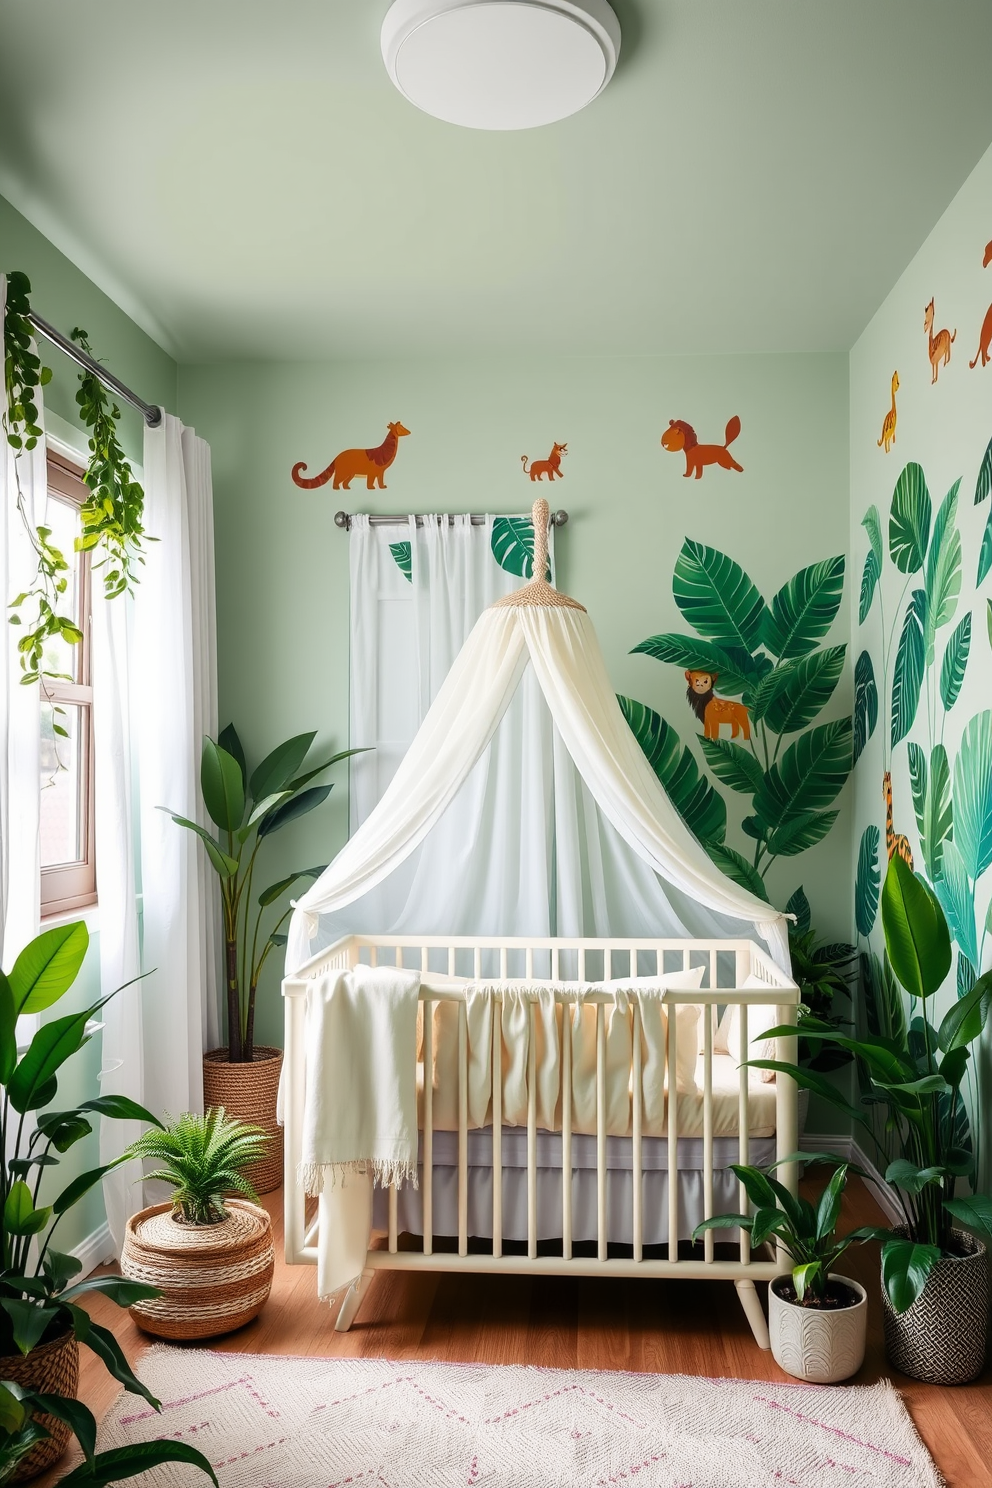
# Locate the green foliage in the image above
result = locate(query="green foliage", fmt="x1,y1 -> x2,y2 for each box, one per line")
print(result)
888,462 -> 931,574
164,726 -> 362,1059
122,1108 -> 267,1226
491,516 -> 551,581
890,589 -> 926,747
389,540 -> 412,581
975,431 -> 992,506
672,540 -> 767,652
852,650 -> 878,765
787,908 -> 856,1072
951,711 -> 992,882
617,697 -> 726,847
760,556 -> 845,660
923,479 -> 961,665
882,854 -> 951,999
862,504 -> 883,565
859,548 -> 881,624
939,612 -> 971,712
977,506 -> 992,587
855,827 -> 880,937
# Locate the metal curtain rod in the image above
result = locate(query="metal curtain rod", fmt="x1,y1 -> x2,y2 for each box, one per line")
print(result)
27,311 -> 163,429
334,509 -> 569,530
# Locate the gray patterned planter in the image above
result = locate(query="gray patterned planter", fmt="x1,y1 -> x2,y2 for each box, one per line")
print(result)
769,1273 -> 867,1383
882,1228 -> 989,1384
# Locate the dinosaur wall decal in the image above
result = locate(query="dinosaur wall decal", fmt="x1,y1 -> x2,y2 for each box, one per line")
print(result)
291,422 -> 410,490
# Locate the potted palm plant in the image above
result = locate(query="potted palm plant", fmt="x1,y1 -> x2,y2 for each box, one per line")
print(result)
0,920 -> 216,1484
163,724 -> 362,1191
119,1108 -> 274,1340
752,854 -> 992,1384
694,1161 -> 884,1381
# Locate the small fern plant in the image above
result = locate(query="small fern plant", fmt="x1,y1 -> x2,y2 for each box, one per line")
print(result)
123,1108 -> 269,1226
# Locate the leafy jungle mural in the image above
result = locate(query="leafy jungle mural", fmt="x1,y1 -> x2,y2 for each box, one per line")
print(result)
620,538 -> 851,908
660,416 -> 744,479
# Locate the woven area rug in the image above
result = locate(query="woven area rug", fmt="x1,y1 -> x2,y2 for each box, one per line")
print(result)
97,1346 -> 943,1487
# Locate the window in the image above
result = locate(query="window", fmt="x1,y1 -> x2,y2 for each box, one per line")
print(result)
40,451 -> 96,915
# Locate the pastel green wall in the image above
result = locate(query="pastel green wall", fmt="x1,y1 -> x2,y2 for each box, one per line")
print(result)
850,139 -> 992,1189
180,350 -> 853,1054
2,191 -> 178,1254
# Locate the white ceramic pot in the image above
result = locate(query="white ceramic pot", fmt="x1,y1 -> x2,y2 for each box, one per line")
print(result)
768,1273 -> 867,1383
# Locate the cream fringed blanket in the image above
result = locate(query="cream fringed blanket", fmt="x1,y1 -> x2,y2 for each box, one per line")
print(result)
301,964 -> 421,1299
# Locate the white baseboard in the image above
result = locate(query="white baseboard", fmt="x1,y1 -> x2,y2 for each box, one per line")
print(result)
800,1133 -> 903,1226
70,1222 -> 116,1279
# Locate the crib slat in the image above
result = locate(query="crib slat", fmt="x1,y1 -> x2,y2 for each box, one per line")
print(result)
596,1000 -> 607,1263
474,946 -> 482,979
395,946 -> 403,968
551,944 -> 560,981
738,1000 -> 751,1266
562,998 -> 572,1261
667,995 -> 678,1263
421,945 -> 429,975
492,995 -> 502,1259
370,944 -> 378,968
458,999 -> 468,1257
449,945 -> 456,978
632,1001 -> 642,1264
703,999 -> 714,1264
500,946 -> 508,981
526,946 -> 534,980
527,1001 -> 537,1261
388,1184 -> 398,1253
579,947 -> 587,983
423,997 -> 433,1256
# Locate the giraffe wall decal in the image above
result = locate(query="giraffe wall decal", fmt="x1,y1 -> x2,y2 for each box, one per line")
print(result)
883,771 -> 913,869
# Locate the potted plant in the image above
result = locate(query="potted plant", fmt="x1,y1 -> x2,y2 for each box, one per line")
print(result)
753,854 -> 992,1384
119,1108 -> 274,1340
163,724 -> 362,1191
694,1161 -> 884,1381
0,919 -> 216,1484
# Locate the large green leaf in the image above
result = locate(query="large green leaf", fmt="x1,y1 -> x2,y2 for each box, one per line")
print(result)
765,809 -> 838,858
58,1441 -> 219,1487
890,589 -> 926,748
761,556 -> 845,660
938,969 -> 992,1052
672,540 -> 767,652
952,710 -> 992,881
889,461 -> 932,574
618,697 -> 726,846
389,540 -> 412,582
249,731 -> 317,803
762,646 -> 845,735
217,722 -> 247,784
860,950 -> 907,1047
0,972 -> 15,1083
199,738 -> 245,833
785,885 -> 811,932
944,1194 -> 992,1246
491,517 -> 551,581
881,854 -> 951,999
855,826 -> 880,937
257,784 -> 333,838
8,998 -> 109,1113
940,612 -> 971,712
752,717 -> 852,831
698,736 -> 764,794
862,504 -> 882,564
881,1237 -> 940,1314
859,548 -> 881,625
160,812 -> 238,878
629,634 -> 755,697
933,839 -> 978,969
704,843 -> 769,900
924,480 -> 961,664
852,649 -> 878,765
8,923 -> 88,1015
975,431 -> 992,504
979,504 -> 992,587
922,743 -> 952,882
3,1181 -> 51,1236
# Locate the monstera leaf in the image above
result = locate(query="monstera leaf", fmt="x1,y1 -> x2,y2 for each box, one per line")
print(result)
853,650 -> 878,765
975,431 -> 992,505
760,646 -> 845,735
855,825 -> 880,937
389,541 -> 412,582
705,843 -> 768,901
671,540 -> 767,653
617,696 -> 726,847
491,517 -> 551,581
890,589 -> 926,748
924,479 -> 961,662
940,612 -> 971,712
889,462 -> 931,574
952,710 -> 992,883
752,717 -> 852,831
860,548 -> 881,625
862,504 -> 883,564
629,635 -> 753,696
698,736 -> 764,794
761,556 -> 845,660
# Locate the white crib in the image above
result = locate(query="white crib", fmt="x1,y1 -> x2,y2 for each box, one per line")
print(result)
282,934 -> 799,1348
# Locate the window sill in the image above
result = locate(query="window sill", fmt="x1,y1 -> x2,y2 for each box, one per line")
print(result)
41,902 -> 100,935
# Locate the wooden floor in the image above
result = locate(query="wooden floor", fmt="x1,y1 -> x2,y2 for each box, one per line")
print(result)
40,1175 -> 992,1486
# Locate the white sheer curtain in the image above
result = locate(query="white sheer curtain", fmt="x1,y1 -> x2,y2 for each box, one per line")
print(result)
0,277 -> 42,964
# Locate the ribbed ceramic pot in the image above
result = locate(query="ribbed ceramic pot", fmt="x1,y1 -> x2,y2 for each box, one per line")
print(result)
0,1327 -> 79,1481
121,1199 -> 274,1341
202,1045 -> 283,1193
882,1228 -> 989,1384
768,1274 -> 867,1383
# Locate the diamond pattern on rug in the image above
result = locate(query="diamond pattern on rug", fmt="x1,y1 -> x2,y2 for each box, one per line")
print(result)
96,1347 -> 944,1488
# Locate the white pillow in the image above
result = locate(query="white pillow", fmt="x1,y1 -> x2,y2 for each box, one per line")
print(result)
599,968 -> 705,1095
721,975 -> 784,1082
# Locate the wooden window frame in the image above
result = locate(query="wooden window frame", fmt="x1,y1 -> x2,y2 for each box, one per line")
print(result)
40,450 -> 97,916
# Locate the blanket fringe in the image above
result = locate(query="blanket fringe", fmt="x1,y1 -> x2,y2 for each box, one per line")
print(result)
300,1158 -> 419,1196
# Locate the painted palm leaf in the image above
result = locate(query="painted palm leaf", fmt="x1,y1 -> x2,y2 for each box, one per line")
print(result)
889,462 -> 931,574
761,645 -> 845,736
752,717 -> 852,830
862,504 -> 883,565
855,825 -> 880,937
939,612 -> 971,712
909,741 -> 952,882
975,431 -> 992,505
698,736 -> 764,795
766,808 -> 839,857
629,634 -> 752,696
860,949 -> 907,1047
977,506 -> 992,586
859,548 -> 881,625
617,696 -> 726,847
491,517 -> 551,580
951,710 -> 992,883
705,843 -> 768,901
761,556 -> 845,660
923,479 -> 961,662
389,541 -> 412,582
890,589 -> 926,748
785,885 -> 811,933
933,839 -> 978,970
957,951 -> 977,998
852,649 -> 878,766
671,540 -> 767,653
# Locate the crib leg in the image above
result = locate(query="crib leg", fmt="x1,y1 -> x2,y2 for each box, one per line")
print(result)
334,1268 -> 376,1333
735,1279 -> 770,1350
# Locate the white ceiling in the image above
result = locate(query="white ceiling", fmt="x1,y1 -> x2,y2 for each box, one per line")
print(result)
1,0 -> 991,362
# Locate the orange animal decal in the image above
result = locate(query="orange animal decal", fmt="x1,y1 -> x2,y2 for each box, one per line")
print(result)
883,772 -> 913,869
877,371 -> 899,452
924,299 -> 956,384
522,443 -> 567,481
685,670 -> 750,741
291,421 -> 410,491
661,417 -> 743,478
969,240 -> 992,371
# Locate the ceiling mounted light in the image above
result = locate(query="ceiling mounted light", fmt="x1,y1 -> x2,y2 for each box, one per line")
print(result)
380,0 -> 621,131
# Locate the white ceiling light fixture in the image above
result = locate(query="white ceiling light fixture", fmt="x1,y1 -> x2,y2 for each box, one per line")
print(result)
380,0 -> 621,131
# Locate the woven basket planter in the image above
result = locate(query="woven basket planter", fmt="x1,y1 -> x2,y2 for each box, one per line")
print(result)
882,1227 -> 989,1383
203,1045 -> 283,1193
121,1199 -> 274,1341
0,1327 -> 79,1481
